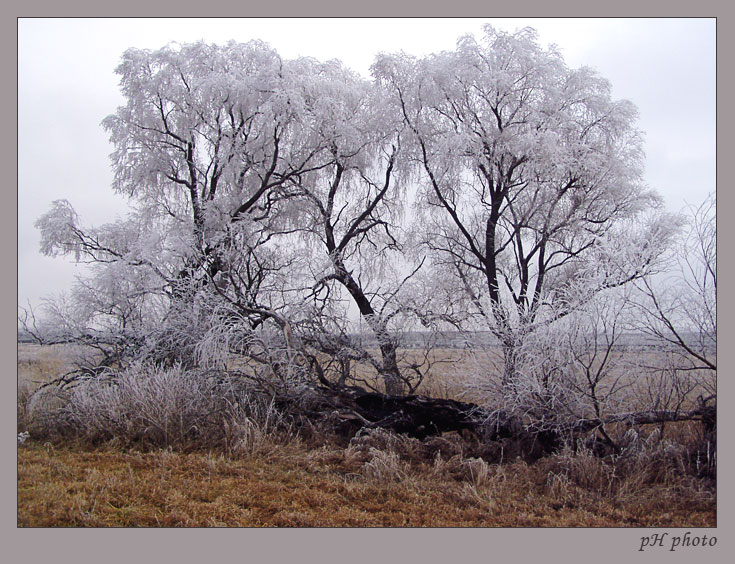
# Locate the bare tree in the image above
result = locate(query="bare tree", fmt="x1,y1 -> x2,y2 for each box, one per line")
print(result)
636,194 -> 716,373
633,193 -> 716,420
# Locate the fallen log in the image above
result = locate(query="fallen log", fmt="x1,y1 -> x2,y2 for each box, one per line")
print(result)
286,385 -> 716,460
312,386 -> 484,439
571,405 -> 717,434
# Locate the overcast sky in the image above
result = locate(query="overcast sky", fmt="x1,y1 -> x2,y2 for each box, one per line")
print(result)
18,17 -> 716,311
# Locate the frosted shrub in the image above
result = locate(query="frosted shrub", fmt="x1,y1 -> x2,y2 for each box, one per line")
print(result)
29,363 -> 290,450
26,383 -> 73,438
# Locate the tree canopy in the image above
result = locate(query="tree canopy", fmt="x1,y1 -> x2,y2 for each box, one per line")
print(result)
27,28 -> 713,449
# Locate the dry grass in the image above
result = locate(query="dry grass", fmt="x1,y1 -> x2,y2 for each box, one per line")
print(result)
17,344 -> 715,527
17,440 -> 714,527
18,344 -> 74,433
312,347 -> 500,400
18,344 -> 75,389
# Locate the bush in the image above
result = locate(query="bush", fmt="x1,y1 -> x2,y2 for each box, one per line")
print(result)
25,363 -> 293,452
537,431 -> 714,501
25,382 -> 73,438
17,380 -> 34,433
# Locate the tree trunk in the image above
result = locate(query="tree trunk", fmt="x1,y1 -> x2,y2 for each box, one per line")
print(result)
333,258 -> 404,395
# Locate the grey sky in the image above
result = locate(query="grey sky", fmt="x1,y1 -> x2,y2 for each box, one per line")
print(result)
18,18 -> 716,312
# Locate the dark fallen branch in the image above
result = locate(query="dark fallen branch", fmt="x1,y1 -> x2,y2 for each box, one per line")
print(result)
290,385 -> 483,440
289,385 -> 551,445
572,404 -> 717,434
280,385 -> 716,461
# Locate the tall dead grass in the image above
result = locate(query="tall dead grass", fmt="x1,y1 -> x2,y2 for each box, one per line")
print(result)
24,363 -> 295,454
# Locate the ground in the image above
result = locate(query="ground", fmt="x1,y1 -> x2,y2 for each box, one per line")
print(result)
17,441 -> 715,527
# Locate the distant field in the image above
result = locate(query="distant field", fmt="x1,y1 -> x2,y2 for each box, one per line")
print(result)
17,343 -> 81,387
18,342 -> 711,408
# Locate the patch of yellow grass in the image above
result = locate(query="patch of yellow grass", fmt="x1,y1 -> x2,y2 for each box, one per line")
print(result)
17,442 -> 715,527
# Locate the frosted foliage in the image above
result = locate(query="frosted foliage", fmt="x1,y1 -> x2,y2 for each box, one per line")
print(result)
27,31 -> 711,418
510,291 -> 634,425
35,200 -> 81,260
102,42 -> 378,224
373,25 -> 666,336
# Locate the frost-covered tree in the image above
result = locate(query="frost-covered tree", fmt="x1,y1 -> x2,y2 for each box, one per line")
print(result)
102,41 -> 336,311
32,41 -> 427,394
35,41 -> 344,370
24,31 -> 716,458
373,26 -> 678,393
278,60 -> 425,394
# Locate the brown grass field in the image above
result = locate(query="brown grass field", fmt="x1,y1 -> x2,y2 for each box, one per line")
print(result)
17,344 -> 716,527
18,441 -> 715,527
